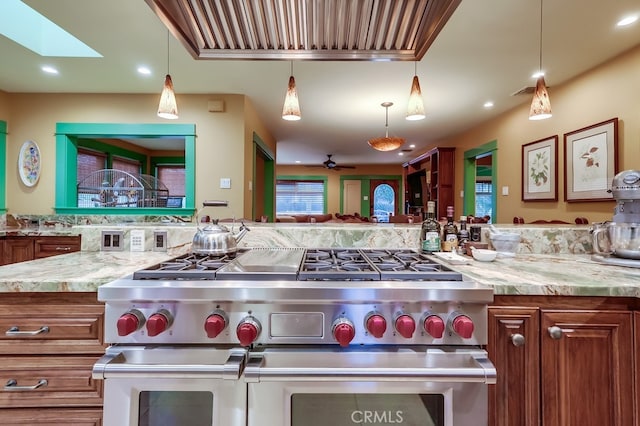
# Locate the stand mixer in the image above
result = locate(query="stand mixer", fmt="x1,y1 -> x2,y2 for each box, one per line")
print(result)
592,170 -> 640,267
611,170 -> 640,223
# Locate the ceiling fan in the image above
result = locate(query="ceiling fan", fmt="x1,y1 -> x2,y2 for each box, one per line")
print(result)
306,154 -> 356,171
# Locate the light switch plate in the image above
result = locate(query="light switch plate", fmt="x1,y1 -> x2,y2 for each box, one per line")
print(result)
130,230 -> 145,252
220,178 -> 231,189
502,186 -> 509,196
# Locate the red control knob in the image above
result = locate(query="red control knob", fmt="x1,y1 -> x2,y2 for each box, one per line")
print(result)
236,320 -> 260,346
333,322 -> 356,347
146,312 -> 170,337
204,314 -> 227,338
365,314 -> 387,338
452,315 -> 475,339
395,315 -> 416,339
117,313 -> 140,336
423,315 -> 445,338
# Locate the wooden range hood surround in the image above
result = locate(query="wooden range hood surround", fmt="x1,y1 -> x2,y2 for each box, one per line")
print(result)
145,0 -> 461,61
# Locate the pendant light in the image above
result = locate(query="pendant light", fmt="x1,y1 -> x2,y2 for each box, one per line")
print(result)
406,62 -> 426,121
282,62 -> 301,121
368,102 -> 405,151
157,31 -> 178,120
529,0 -> 552,120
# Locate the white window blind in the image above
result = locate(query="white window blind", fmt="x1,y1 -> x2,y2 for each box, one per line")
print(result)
276,180 -> 324,215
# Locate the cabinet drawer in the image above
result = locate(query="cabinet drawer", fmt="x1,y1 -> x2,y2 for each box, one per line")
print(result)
35,236 -> 81,259
0,304 -> 104,354
0,408 -> 103,425
0,356 -> 103,408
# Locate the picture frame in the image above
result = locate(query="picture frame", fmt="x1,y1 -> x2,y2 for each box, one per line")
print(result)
521,135 -> 558,201
564,118 -> 618,202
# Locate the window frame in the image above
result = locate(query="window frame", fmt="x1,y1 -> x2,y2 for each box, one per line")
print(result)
0,121 -> 6,213
275,175 -> 328,215
55,122 -> 195,215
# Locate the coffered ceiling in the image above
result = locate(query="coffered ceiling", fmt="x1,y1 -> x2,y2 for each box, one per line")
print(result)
1,0 -> 639,166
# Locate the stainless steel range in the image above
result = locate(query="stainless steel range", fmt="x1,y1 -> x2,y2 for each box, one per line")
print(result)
93,248 -> 496,426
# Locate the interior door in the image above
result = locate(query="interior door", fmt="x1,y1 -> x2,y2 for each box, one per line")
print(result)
342,180 -> 361,215
369,179 -> 399,220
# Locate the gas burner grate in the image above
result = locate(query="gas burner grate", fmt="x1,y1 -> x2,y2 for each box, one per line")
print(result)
132,251 -> 245,280
299,249 -> 379,281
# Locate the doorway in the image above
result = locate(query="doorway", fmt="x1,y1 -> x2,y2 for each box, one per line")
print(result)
370,179 -> 399,222
463,141 -> 497,223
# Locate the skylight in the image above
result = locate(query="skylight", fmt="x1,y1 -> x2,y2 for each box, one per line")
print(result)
0,0 -> 102,57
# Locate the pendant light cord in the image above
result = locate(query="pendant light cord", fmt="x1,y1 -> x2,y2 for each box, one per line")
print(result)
166,31 -> 170,75
384,105 -> 389,138
538,0 -> 543,72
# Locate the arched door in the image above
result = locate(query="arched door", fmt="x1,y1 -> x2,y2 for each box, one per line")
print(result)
370,179 -> 399,222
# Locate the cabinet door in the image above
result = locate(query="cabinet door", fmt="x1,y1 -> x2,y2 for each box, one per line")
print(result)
542,310 -> 634,426
488,307 -> 540,426
2,238 -> 34,265
0,408 -> 102,425
34,236 -> 81,259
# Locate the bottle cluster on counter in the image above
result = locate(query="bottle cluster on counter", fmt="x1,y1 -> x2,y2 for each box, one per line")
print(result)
420,203 -> 476,254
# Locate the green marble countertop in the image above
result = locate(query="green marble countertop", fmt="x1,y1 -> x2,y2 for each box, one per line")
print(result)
0,249 -> 638,297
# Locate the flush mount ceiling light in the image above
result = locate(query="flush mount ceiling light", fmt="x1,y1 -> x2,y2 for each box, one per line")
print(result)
529,0 -> 552,121
157,31 -> 179,120
368,102 -> 405,152
282,61 -> 301,121
406,62 -> 426,121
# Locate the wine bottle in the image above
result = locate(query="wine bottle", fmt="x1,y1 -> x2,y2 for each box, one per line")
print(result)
457,216 -> 470,254
441,206 -> 459,252
420,201 -> 441,253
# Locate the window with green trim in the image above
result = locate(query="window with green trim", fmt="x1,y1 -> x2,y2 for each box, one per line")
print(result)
276,180 -> 325,215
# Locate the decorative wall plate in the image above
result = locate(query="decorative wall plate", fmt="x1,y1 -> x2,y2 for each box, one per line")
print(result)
18,140 -> 41,187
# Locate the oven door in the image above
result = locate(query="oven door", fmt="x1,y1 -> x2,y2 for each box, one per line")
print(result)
245,346 -> 496,426
92,346 -> 247,426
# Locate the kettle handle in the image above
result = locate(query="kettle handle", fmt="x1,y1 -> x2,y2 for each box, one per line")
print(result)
196,200 -> 229,229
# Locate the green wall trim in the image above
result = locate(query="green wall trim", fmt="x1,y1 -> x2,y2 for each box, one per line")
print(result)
463,140 -> 498,219
78,138 -> 149,173
55,123 -> 195,214
252,132 -> 275,160
0,120 -> 5,211
276,175 -> 329,214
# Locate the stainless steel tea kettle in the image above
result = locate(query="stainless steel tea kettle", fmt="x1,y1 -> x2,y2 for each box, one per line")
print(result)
191,201 -> 250,255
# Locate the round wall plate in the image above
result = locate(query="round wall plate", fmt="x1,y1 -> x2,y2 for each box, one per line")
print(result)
18,140 -> 41,187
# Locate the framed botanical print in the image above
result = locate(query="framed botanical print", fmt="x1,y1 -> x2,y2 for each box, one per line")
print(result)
564,118 -> 618,202
522,135 -> 558,201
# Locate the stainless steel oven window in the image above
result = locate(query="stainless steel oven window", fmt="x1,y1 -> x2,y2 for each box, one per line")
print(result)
291,393 -> 445,426
139,391 -> 213,426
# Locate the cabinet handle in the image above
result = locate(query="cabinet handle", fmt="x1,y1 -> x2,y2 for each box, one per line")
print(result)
5,326 -> 50,336
510,333 -> 525,347
4,379 -> 48,391
548,326 -> 563,339
55,246 -> 71,251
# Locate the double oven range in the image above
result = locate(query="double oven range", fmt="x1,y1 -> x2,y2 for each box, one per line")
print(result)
93,248 -> 496,426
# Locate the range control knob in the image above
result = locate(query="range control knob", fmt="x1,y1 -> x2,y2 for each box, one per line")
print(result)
394,314 -> 416,339
451,314 -> 475,339
332,317 -> 355,347
204,311 -> 228,338
236,316 -> 261,346
146,309 -> 173,337
117,309 -> 145,336
365,313 -> 387,338
423,315 -> 445,338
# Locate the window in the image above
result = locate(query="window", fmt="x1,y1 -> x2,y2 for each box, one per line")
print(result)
112,156 -> 141,175
373,183 -> 395,223
276,179 -> 326,215
77,148 -> 106,183
475,182 -> 493,219
158,165 -> 186,197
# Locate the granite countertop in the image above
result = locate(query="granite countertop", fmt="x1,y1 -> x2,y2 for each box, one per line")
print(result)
0,248 -> 638,297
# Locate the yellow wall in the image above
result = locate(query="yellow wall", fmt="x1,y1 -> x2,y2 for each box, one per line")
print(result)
276,164 -> 403,216
431,44 -> 640,223
0,93 -> 272,217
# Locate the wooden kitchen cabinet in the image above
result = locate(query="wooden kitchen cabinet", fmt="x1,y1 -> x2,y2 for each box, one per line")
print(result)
403,147 -> 455,220
0,293 -> 105,423
1,235 -> 81,265
488,296 -> 636,426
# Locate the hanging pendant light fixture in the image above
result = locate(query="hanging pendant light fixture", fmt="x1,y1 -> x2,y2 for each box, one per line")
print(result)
368,102 -> 405,152
529,0 -> 552,120
282,62 -> 301,121
157,31 -> 178,120
406,62 -> 426,121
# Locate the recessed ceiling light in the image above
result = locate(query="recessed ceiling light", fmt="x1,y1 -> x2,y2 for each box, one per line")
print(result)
617,15 -> 638,27
483,101 -> 494,108
295,160 -> 301,163
409,144 -> 416,148
137,66 -> 152,75
398,152 -> 404,156
41,65 -> 58,74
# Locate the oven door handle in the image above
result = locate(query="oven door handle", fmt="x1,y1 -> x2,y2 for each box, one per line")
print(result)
244,354 -> 496,384
92,351 -> 246,380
